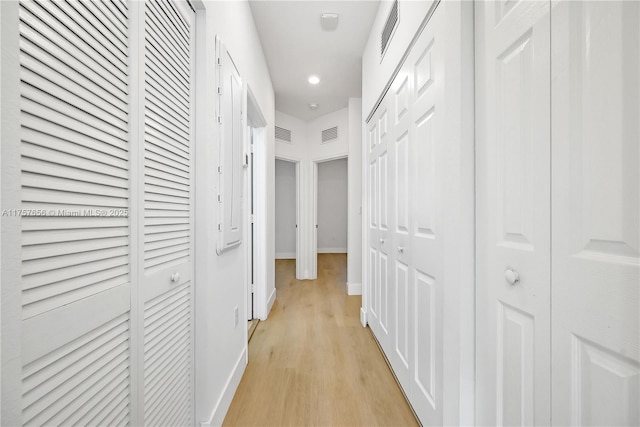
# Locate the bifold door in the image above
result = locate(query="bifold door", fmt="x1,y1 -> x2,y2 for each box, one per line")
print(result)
476,1 -> 639,426
13,0 -> 196,424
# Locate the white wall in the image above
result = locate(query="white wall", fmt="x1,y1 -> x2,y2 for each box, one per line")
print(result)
275,160 -> 296,258
317,159 -> 348,253
362,0 -> 435,117
194,1 -> 275,426
347,98 -> 363,294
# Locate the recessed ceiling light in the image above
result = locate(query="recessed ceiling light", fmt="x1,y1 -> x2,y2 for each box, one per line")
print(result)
308,75 -> 320,85
309,103 -> 319,110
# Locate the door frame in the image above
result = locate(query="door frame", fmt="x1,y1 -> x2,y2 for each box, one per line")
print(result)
245,86 -> 267,322
313,155 -> 349,280
274,156 -> 301,277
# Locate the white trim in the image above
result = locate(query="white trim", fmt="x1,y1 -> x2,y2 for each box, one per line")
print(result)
199,347 -> 247,427
347,282 -> 362,296
266,288 -> 276,319
360,307 -> 368,327
317,248 -> 348,254
252,127 -> 269,320
275,252 -> 296,259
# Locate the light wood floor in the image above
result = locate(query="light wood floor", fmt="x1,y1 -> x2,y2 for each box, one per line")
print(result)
223,254 -> 419,427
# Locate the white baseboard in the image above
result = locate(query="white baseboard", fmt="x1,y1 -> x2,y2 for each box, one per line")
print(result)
275,252 -> 295,259
265,288 -> 276,319
347,282 -> 362,295
360,307 -> 367,327
317,247 -> 347,254
200,347 -> 247,427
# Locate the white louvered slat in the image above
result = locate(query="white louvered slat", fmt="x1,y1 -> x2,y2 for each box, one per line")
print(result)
140,2 -> 194,423
22,314 -> 130,426
19,0 -> 131,424
143,283 -> 192,426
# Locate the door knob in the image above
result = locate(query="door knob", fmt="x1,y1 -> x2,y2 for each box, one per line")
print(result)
504,268 -> 519,285
171,272 -> 180,283
397,246 -> 404,253
379,238 -> 385,244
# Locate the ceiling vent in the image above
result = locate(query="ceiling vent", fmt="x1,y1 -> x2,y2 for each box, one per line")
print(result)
321,126 -> 338,143
275,126 -> 292,143
381,0 -> 399,59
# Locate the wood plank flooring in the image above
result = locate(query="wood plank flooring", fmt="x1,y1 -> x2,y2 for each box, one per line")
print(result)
223,254 -> 419,426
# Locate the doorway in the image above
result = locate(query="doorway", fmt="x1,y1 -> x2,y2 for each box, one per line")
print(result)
275,158 -> 299,262
315,157 -> 348,286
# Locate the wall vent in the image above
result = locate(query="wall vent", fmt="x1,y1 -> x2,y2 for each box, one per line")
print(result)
321,126 -> 338,143
381,0 -> 399,59
275,126 -> 292,143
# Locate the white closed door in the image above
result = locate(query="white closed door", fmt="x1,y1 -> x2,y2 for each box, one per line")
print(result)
140,0 -> 195,425
18,0 -> 133,424
551,1 -> 640,425
367,100 -> 391,350
407,5 -> 444,423
476,1 -> 551,425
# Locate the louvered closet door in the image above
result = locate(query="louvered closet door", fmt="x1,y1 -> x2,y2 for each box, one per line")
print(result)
19,0 -> 132,425
141,1 -> 195,425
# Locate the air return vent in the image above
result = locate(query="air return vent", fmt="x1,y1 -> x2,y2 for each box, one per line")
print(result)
381,0 -> 399,58
321,126 -> 338,143
275,126 -> 292,143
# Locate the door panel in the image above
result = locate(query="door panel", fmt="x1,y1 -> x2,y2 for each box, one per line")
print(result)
408,8 -> 444,423
551,2 -> 640,425
142,1 -> 195,425
476,1 -> 551,425
18,0 -> 132,423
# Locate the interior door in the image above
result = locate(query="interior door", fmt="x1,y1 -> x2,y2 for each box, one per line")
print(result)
18,0 -> 132,424
141,1 -> 195,425
407,5 -> 444,423
388,60 -> 412,389
475,1 -> 551,425
551,2 -> 640,425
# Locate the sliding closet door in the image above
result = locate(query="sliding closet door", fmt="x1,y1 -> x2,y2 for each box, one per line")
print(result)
18,0 -> 132,424
551,2 -> 640,425
475,1 -> 551,425
139,1 -> 195,425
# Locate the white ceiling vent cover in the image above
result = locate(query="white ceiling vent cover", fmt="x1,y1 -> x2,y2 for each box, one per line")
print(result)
321,126 -> 338,143
381,0 -> 399,58
275,126 -> 292,143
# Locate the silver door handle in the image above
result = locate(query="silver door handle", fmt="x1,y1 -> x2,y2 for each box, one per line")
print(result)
504,268 -> 519,285
171,272 -> 180,283
397,246 -> 404,253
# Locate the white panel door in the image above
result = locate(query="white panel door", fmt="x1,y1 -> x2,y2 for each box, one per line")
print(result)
551,2 -> 640,425
407,5 -> 444,424
18,0 -> 132,424
475,1 -> 551,425
141,1 -> 195,425
389,60 -> 412,390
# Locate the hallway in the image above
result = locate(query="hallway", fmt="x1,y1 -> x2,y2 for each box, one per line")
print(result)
223,254 -> 418,426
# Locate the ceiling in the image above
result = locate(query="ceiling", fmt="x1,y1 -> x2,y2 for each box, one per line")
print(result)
249,0 -> 380,121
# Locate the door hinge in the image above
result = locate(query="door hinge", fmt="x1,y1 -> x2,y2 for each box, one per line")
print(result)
217,87 -> 222,95
217,194 -> 221,203
217,115 -> 223,124
217,165 -> 222,174
250,214 -> 254,223
250,283 -> 255,293
217,57 -> 222,67
250,143 -> 254,153
218,223 -> 222,231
